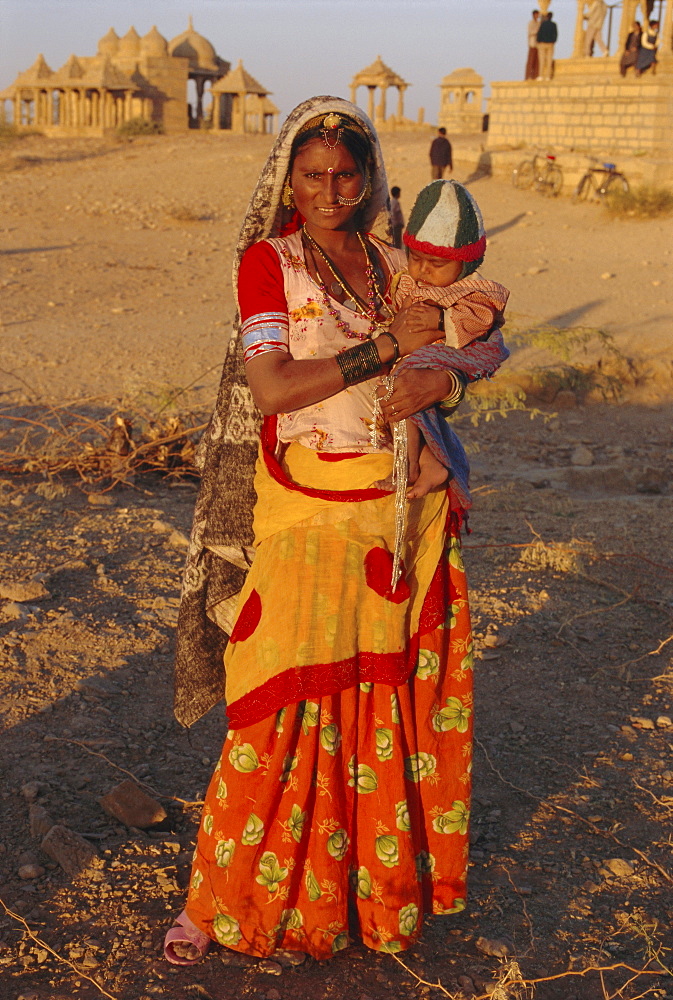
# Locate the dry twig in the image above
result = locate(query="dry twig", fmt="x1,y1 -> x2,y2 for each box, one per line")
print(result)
0,897 -> 119,1000
44,736 -> 205,807
475,737 -> 673,886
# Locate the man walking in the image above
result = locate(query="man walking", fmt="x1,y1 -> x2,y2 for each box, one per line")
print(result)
429,127 -> 452,179
584,0 -> 609,56
537,11 -> 558,80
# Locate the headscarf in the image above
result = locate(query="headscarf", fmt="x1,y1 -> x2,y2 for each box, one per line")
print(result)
174,97 -> 392,728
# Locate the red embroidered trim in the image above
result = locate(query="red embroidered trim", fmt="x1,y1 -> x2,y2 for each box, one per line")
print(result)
404,231 -> 486,263
262,417 -> 392,502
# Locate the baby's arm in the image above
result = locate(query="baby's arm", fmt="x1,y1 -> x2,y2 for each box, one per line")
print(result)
443,291 -> 504,349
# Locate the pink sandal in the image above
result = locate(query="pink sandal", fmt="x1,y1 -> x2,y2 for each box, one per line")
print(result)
164,911 -> 211,965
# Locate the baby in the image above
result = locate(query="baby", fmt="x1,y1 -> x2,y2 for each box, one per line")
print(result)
391,180 -> 509,497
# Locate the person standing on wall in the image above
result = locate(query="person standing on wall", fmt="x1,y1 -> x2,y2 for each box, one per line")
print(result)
429,127 -> 452,179
525,10 -> 540,80
583,0 -> 609,56
536,11 -> 558,80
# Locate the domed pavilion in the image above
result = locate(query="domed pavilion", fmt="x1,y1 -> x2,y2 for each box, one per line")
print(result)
0,20 -> 238,135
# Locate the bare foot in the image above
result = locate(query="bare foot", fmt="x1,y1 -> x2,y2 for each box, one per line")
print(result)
372,476 -> 394,491
406,448 -> 448,498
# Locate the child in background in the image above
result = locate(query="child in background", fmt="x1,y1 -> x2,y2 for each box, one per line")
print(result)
391,179 -> 509,497
390,186 -> 404,249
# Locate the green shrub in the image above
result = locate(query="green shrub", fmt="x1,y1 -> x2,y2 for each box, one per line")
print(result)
605,184 -> 673,218
117,117 -> 163,138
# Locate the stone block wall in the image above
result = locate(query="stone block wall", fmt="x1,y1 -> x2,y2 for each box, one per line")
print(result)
487,62 -> 673,158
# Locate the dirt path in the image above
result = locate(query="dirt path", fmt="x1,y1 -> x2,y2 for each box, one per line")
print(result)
1,131 -> 672,1000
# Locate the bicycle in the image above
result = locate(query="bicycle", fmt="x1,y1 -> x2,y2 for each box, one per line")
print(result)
573,159 -> 630,202
512,151 -> 563,197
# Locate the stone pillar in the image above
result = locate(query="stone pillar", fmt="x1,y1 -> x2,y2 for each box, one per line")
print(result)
350,84 -> 357,105
92,90 -> 99,127
377,86 -> 387,123
661,0 -> 673,55
617,0 -> 639,51
124,91 -> 132,123
573,0 -> 587,56
397,85 -> 406,120
367,86 -> 375,120
212,92 -> 221,130
196,78 -> 205,122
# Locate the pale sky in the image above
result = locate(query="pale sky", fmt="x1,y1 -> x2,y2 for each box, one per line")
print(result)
1,0 -> 590,123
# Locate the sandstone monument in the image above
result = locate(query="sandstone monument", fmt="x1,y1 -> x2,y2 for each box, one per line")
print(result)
0,20 -> 276,135
350,56 -> 422,127
487,0 -> 672,162
438,68 -> 485,134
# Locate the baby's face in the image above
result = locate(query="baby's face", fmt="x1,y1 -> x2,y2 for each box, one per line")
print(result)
407,248 -> 463,287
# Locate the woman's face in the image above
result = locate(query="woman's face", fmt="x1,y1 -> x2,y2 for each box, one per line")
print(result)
290,137 -> 365,235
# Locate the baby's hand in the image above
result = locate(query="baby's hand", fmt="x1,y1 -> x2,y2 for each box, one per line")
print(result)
389,297 -> 443,357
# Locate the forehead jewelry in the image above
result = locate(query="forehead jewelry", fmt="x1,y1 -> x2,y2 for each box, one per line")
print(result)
321,113 -> 344,148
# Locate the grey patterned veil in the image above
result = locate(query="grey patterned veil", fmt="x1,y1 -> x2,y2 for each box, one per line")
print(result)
174,96 -> 392,727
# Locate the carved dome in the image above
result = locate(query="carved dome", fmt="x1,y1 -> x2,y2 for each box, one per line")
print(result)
118,26 -> 141,58
168,17 -> 219,72
141,25 -> 168,58
97,28 -> 120,57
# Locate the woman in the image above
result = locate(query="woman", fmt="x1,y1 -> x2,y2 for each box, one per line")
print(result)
620,20 -> 641,76
165,97 -> 507,964
635,18 -> 659,75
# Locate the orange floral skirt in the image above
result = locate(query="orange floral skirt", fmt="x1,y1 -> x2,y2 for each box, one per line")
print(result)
185,531 -> 473,960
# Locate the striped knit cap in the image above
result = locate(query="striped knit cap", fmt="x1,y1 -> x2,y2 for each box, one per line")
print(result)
404,179 -> 486,278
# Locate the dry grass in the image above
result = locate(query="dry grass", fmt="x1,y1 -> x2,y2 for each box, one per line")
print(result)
0,398 -> 206,489
605,184 -> 673,219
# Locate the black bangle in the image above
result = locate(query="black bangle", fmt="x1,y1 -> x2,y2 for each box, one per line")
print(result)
336,339 -> 382,386
376,329 -> 400,364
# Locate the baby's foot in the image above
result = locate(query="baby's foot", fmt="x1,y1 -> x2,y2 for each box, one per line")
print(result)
372,476 -> 394,491
406,460 -> 448,499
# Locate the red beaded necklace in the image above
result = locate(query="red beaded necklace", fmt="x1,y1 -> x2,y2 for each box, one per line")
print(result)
302,228 -> 391,340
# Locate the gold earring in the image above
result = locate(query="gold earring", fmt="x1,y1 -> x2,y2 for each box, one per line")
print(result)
282,177 -> 295,208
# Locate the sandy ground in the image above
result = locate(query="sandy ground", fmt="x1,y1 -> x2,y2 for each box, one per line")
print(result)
0,130 -> 672,1000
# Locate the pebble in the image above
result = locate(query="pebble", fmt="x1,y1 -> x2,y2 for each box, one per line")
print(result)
570,445 -> 593,467
605,857 -> 634,878
0,601 -> 24,621
483,632 -> 508,648
151,519 -> 173,534
168,529 -> 190,549
0,579 -> 49,602
87,493 -> 116,507
18,863 -> 45,880
656,715 -> 672,728
475,935 -> 514,958
554,389 -> 577,409
600,271 -> 615,279
258,959 -> 282,975
21,781 -> 42,802
630,716 -> 655,730
99,778 -> 167,829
